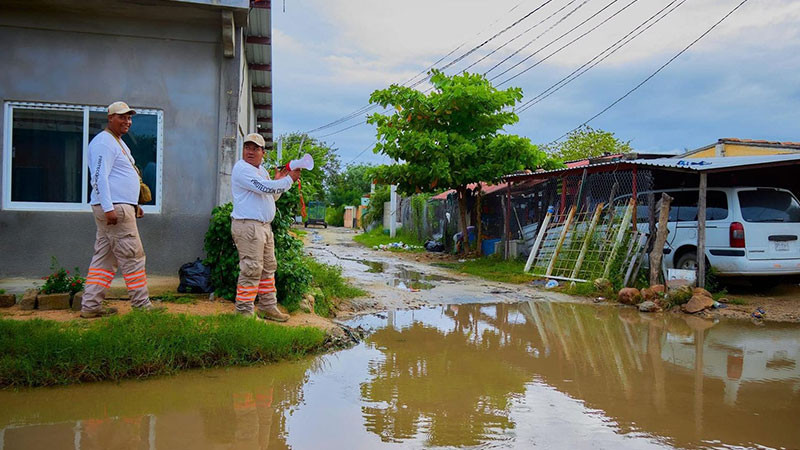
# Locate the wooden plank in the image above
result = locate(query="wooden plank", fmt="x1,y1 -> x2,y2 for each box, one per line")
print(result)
569,202 -> 604,281
524,207 -> 553,272
697,173 -> 707,288
603,198 -> 635,279
546,206 -> 577,277
649,193 -> 674,286
624,233 -> 647,287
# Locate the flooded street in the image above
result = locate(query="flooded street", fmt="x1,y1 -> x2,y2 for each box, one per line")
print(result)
2,302 -> 799,449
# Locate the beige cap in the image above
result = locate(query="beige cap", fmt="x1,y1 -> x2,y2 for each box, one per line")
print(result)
107,101 -> 136,116
244,132 -> 265,148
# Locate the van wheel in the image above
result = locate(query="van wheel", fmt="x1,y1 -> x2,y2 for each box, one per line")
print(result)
675,253 -> 698,270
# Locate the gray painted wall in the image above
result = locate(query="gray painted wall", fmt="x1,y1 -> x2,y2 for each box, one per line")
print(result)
0,4 -> 228,276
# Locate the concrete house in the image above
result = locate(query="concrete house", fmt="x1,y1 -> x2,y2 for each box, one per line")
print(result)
682,138 -> 800,158
0,0 -> 274,276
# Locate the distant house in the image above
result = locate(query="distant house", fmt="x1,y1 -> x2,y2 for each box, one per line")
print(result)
0,0 -> 274,276
681,138 -> 800,158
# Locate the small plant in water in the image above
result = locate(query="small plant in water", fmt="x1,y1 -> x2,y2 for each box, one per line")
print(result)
41,257 -> 84,295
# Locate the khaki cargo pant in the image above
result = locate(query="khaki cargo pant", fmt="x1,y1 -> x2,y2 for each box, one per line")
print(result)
82,204 -> 151,312
231,219 -> 278,314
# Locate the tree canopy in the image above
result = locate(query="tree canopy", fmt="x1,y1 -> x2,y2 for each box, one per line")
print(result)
327,163 -> 374,207
368,70 -> 556,196
268,132 -> 339,202
542,125 -> 632,162
367,70 -> 558,252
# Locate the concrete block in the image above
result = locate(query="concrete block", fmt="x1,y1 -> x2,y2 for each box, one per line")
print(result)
0,294 -> 16,308
20,289 -> 37,310
72,291 -> 84,311
37,293 -> 71,310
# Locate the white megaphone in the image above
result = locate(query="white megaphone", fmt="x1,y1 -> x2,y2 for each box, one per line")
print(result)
289,153 -> 314,171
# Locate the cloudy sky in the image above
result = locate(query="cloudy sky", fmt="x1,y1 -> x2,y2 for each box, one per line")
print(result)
271,0 -> 800,166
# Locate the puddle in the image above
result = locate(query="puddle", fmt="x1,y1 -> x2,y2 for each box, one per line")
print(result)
389,266 -> 456,290
360,260 -> 386,273
2,303 -> 798,449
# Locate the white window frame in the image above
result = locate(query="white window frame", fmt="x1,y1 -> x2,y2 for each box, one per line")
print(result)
3,101 -> 163,213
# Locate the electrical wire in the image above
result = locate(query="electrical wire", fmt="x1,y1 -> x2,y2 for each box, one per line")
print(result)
492,0 -> 640,84
545,0 -> 751,145
302,0 -> 533,136
517,0 -> 687,113
458,0 -> 587,74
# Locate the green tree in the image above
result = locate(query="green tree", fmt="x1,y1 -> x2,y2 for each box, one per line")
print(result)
327,163 -> 374,207
268,133 -> 340,202
542,125 -> 632,162
367,70 -> 557,252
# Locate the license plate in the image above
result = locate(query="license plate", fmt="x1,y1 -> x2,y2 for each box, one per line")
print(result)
775,242 -> 789,251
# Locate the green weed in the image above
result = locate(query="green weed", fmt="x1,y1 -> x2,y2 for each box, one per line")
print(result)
306,257 -> 366,317
0,312 -> 326,388
353,227 -> 425,251
434,256 -> 534,284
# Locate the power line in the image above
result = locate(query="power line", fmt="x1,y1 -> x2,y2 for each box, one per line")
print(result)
493,0 -> 639,84
302,0 -> 533,136
547,0 -> 751,145
517,0 -> 687,113
459,0 -> 588,74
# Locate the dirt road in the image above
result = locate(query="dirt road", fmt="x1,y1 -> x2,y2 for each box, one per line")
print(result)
304,227 -> 578,315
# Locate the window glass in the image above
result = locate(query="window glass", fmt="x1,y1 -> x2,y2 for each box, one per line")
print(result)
706,191 -> 728,220
11,108 -> 83,203
89,111 -> 158,205
738,190 -> 800,223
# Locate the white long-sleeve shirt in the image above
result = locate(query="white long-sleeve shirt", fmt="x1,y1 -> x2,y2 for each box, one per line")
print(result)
89,130 -> 140,212
231,160 -> 293,223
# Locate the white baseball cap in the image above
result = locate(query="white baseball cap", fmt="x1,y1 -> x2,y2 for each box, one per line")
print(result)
244,132 -> 266,148
107,101 -> 136,116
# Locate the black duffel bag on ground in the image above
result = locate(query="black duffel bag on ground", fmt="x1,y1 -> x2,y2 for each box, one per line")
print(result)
178,258 -> 213,293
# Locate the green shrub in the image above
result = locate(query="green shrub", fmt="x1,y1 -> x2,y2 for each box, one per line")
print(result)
0,312 -> 325,387
41,257 -> 84,295
326,206 -> 344,227
364,184 -> 390,228
203,189 -> 311,311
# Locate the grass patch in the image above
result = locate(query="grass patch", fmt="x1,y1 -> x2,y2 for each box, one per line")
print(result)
0,312 -> 326,388
306,257 -> 367,317
291,228 -> 308,238
433,256 -> 534,284
353,227 -> 425,252
725,297 -> 747,305
153,292 -> 198,305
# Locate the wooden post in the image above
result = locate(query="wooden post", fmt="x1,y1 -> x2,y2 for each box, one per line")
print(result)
603,198 -> 635,279
697,173 -> 707,288
631,167 -> 638,231
570,202 -> 604,281
505,181 -> 512,260
649,193 -> 673,286
574,169 -> 588,212
546,206 -> 577,277
524,206 -> 553,272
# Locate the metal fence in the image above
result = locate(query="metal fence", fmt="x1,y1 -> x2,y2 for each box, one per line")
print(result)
524,169 -> 654,283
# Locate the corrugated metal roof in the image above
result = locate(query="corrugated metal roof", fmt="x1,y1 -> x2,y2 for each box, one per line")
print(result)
504,154 -> 800,182
629,154 -> 800,171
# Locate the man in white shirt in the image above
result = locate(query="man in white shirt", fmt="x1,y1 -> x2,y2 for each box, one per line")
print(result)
231,133 -> 300,320
82,101 -> 156,318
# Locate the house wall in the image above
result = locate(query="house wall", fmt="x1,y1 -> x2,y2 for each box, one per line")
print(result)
686,144 -> 799,158
0,3 -> 228,276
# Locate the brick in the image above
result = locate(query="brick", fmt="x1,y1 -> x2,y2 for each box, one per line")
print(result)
37,293 -> 71,310
20,289 -> 37,310
0,294 -> 15,308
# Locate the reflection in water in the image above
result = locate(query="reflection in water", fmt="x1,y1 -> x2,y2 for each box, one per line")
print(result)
1,302 -> 798,449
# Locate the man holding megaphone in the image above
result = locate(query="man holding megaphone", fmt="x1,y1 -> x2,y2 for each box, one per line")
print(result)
230,133 -> 300,321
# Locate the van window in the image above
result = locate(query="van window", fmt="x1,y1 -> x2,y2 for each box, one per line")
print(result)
667,190 -> 728,222
738,190 -> 800,223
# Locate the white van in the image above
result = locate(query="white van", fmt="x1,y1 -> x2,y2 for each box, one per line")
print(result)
632,187 -> 800,277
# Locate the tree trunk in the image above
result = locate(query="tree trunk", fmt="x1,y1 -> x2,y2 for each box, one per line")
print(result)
649,193 -> 673,286
457,186 -> 469,254
476,186 -> 484,256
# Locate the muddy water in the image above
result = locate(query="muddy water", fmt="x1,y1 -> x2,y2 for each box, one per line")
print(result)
2,303 -> 799,449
